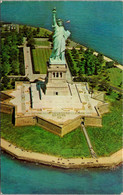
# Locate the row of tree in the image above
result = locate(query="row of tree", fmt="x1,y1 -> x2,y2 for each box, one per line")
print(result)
66,47 -> 115,77
66,47 -> 107,76
1,28 -> 25,90
19,25 -> 51,38
1,32 -> 22,76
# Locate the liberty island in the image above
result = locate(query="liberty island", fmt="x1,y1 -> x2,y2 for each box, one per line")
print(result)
1,8 -> 109,136
1,7 -> 122,169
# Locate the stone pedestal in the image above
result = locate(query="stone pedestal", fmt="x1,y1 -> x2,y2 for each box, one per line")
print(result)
46,63 -> 70,96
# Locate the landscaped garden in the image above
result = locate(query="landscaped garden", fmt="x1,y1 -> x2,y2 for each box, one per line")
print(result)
31,48 -> 51,74
1,113 -> 90,158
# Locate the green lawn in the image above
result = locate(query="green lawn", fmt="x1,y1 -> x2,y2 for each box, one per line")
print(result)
1,113 -> 90,158
105,91 -> 119,103
35,40 -> 50,46
86,100 -> 122,157
31,48 -> 51,74
108,67 -> 122,87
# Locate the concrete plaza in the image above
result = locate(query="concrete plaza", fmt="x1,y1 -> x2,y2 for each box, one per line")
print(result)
9,81 -> 103,123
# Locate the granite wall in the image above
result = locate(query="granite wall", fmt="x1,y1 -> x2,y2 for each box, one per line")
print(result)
1,103 -> 14,114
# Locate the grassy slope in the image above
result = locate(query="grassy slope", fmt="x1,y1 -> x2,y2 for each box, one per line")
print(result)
86,100 -> 122,156
1,113 -> 90,158
32,48 -> 51,74
108,67 -> 122,87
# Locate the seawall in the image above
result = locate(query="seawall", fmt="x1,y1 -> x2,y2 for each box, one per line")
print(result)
1,138 -> 123,169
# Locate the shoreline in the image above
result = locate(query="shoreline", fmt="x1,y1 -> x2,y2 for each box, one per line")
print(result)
1,138 -> 123,169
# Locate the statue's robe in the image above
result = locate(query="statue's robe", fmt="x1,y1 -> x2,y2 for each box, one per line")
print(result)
50,23 -> 70,62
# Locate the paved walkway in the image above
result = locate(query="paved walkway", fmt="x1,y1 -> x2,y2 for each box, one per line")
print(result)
8,75 -> 26,78
1,138 -> 123,169
81,124 -> 97,158
115,64 -> 123,70
24,46 -> 33,76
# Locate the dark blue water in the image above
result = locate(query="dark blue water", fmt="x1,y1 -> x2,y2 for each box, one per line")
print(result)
1,1 -> 123,64
1,152 -> 123,194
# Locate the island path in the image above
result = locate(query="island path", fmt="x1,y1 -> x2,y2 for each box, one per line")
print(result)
1,138 -> 123,169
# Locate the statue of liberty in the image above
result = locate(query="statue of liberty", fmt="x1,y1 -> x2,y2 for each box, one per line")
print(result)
49,8 -> 71,64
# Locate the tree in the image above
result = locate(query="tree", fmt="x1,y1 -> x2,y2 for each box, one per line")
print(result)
4,35 -> 12,46
97,53 -> 104,64
77,61 -> 81,68
9,46 -> 19,62
11,60 -> 19,75
33,29 -> 37,37
94,60 -> 102,75
26,31 -> 33,41
106,87 -> 112,95
72,69 -> 77,76
78,65 -> 85,76
44,31 -> 50,38
1,50 -> 10,63
17,34 -> 23,45
84,48 -> 94,55
71,47 -> 77,56
11,32 -> 18,43
75,52 -> 80,61
22,25 -> 28,36
48,33 -> 53,42
1,62 -> 11,75
98,80 -> 109,91
26,37 -> 35,48
37,27 -> 40,34
116,93 -> 122,100
79,46 -> 84,53
89,77 -> 98,89
2,76 -> 10,88
106,61 -> 114,68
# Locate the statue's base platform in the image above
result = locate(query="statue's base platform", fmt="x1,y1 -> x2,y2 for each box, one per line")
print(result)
3,81 -> 109,137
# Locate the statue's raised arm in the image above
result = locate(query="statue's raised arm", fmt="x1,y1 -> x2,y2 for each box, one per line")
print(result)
52,7 -> 57,27
49,8 -> 71,64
